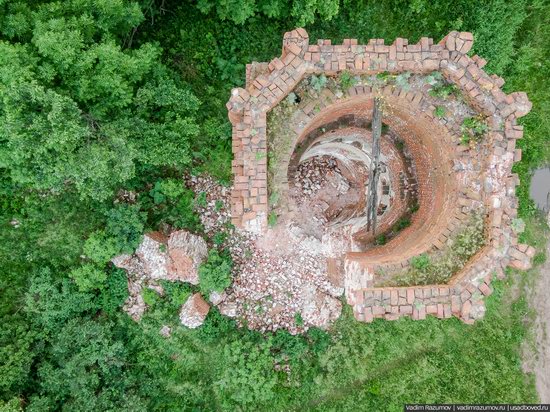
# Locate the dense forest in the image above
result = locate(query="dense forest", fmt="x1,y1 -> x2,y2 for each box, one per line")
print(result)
1,0 -> 549,410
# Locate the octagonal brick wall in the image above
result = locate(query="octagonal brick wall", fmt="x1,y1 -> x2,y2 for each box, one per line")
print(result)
227,29 -> 534,324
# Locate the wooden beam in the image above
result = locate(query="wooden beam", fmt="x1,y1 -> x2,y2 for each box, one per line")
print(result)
366,97 -> 382,234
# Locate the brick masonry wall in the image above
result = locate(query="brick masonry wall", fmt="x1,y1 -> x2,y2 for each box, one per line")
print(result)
227,29 -> 533,324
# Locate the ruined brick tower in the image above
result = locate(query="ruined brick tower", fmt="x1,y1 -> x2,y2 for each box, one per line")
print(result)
227,29 -> 533,324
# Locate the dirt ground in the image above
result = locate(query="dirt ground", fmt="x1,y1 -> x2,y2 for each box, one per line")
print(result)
523,214 -> 550,402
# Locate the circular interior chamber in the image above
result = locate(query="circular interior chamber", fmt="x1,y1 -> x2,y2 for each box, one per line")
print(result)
286,95 -> 457,261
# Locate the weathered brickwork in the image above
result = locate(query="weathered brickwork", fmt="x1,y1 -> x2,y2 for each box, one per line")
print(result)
227,29 -> 533,324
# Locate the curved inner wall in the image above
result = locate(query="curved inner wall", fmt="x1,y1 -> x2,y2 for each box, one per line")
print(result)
289,95 -> 458,265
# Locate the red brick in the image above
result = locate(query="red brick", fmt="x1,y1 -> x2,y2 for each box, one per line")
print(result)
407,289 -> 415,304
400,305 -> 413,315
461,300 -> 472,320
390,290 -> 398,305
478,283 -> 492,296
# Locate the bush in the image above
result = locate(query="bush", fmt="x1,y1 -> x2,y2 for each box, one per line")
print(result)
99,268 -> 129,315
83,230 -> 119,264
105,204 -> 145,254
199,249 -> 233,294
410,254 -> 431,271
461,115 -> 488,144
429,83 -> 459,99
309,74 -> 327,92
69,264 -> 107,292
215,338 -> 277,408
339,71 -> 357,91
268,211 -> 278,227
434,106 -> 446,118
198,307 -> 237,344
389,213 -> 485,286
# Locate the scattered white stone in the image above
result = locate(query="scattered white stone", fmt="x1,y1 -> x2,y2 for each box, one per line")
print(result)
179,293 -> 210,328
160,325 -> 172,338
209,290 -> 227,306
167,231 -> 208,284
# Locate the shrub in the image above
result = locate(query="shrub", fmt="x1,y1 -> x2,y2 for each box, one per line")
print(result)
105,204 -> 145,254
395,72 -> 411,90
212,231 -> 228,246
199,249 -> 233,294
215,338 -> 277,408
339,71 -> 357,91
195,191 -> 208,208
429,83 -> 458,99
394,217 -> 411,231
309,74 -> 327,92
375,234 -> 387,245
83,230 -> 119,264
388,213 -> 485,286
410,254 -> 431,271
268,211 -> 278,227
100,268 -> 129,314
434,106 -> 446,118
69,263 -> 107,292
198,307 -> 237,344
461,115 -> 488,144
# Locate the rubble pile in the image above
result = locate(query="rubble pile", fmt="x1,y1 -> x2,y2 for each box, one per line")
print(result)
185,174 -> 345,333
293,156 -> 340,200
112,230 -> 208,322
180,293 -> 210,328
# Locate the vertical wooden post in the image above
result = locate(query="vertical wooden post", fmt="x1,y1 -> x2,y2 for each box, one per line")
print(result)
366,97 -> 382,234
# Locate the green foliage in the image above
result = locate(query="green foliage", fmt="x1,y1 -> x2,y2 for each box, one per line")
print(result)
215,338 -> 277,407
511,217 -> 526,234
199,249 -> 233,294
410,254 -> 431,271
196,191 -> 208,208
309,74 -> 327,92
507,1 -> 550,217
198,307 -> 237,344
461,115 -> 489,144
338,71 -> 357,91
429,82 -> 459,99
212,231 -> 228,246
424,71 -> 443,86
394,217 -> 412,231
105,204 -> 145,254
375,234 -> 387,246
69,263 -> 108,292
390,213 -> 486,286
268,210 -> 278,227
0,398 -> 21,412
149,179 -> 184,204
99,268 -> 129,315
0,0 -> 199,201
197,0 -> 339,25
142,287 -> 160,307
0,0 -> 547,410
0,319 -> 34,401
141,179 -> 202,231
285,91 -> 299,105
395,71 -> 412,90
434,106 -> 446,118
83,230 -> 119,264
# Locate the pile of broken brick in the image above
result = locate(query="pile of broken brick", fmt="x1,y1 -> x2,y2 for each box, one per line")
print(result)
112,230 -> 214,329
